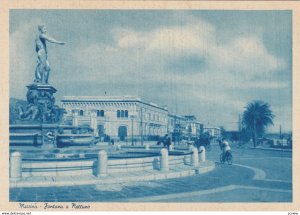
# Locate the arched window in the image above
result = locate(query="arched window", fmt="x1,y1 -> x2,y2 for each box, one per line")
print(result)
188,125 -> 192,133
117,110 -> 120,118
97,110 -> 100,117
125,110 -> 128,118
121,110 -> 125,118
100,110 -> 104,117
79,110 -> 84,116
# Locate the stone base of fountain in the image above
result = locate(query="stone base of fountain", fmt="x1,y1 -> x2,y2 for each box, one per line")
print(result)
10,124 -> 97,148
10,124 -> 58,147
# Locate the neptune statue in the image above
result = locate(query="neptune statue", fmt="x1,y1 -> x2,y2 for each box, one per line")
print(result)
15,24 -> 66,124
34,24 -> 65,84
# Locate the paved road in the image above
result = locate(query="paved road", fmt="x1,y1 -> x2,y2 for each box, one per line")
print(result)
10,144 -> 292,202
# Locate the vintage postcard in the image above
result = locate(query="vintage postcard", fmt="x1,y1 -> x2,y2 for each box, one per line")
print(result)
0,0 -> 299,212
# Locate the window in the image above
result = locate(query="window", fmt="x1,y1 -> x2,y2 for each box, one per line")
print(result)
79,110 -> 84,116
117,110 -> 128,118
188,125 -> 192,133
97,110 -> 104,117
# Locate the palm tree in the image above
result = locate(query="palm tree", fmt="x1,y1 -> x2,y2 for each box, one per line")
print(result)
242,101 -> 274,147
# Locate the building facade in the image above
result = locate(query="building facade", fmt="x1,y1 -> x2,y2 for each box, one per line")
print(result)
61,96 -> 168,141
168,114 -> 204,141
203,127 -> 221,138
168,114 -> 187,142
184,115 -> 204,139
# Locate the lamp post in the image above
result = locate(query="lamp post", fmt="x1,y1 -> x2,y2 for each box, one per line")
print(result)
140,107 -> 143,146
130,115 -> 134,146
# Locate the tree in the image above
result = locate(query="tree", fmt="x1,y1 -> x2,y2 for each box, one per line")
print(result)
242,100 -> 274,147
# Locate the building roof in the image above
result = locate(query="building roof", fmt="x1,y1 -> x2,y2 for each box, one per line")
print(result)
62,95 -> 140,101
184,115 -> 197,120
204,127 -> 221,130
61,96 -> 168,111
168,113 -> 187,120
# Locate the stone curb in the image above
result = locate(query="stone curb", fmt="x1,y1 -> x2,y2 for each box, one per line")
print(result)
10,161 -> 215,188
248,147 -> 292,152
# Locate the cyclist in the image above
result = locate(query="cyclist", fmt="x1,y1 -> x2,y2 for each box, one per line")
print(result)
221,138 -> 231,162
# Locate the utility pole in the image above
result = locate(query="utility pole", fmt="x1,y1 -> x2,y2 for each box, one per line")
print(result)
238,114 -> 242,145
280,125 -> 282,139
130,115 -> 134,146
140,107 -> 143,146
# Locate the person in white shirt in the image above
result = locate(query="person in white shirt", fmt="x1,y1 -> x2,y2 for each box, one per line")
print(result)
221,138 -> 231,161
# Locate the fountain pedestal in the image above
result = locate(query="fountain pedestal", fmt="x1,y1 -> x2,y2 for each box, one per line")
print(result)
9,25 -> 69,148
10,83 -> 66,147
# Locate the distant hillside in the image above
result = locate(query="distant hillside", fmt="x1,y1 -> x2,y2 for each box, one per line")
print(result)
265,133 -> 292,139
9,97 -> 27,124
10,97 -> 27,107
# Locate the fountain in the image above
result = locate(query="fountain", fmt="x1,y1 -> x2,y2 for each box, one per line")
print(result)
9,25 -> 211,183
9,24 -> 95,148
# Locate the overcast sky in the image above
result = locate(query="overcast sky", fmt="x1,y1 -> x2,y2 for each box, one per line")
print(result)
9,10 -> 292,132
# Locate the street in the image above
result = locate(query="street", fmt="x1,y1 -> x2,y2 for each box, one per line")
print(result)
10,144 -> 292,202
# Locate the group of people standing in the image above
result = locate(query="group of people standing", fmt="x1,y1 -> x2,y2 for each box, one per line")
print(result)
157,134 -> 172,150
157,133 -> 232,163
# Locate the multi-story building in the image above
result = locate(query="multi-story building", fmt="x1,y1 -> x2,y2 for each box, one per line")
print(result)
168,114 -> 187,142
203,127 -> 221,138
167,114 -> 204,141
61,96 -> 168,141
184,115 -> 204,139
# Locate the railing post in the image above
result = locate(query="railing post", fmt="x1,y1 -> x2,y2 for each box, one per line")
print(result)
199,146 -> 206,162
160,148 -> 169,171
97,150 -> 107,177
192,147 -> 199,167
10,152 -> 22,182
116,144 -> 122,151
145,144 -> 150,150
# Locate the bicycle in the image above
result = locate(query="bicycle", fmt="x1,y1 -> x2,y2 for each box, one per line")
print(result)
220,151 -> 233,165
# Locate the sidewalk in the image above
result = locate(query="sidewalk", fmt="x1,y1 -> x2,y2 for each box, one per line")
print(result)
10,161 -> 215,188
248,146 -> 292,152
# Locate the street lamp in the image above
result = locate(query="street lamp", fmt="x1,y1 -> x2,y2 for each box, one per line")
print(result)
140,108 -> 144,146
130,115 -> 135,146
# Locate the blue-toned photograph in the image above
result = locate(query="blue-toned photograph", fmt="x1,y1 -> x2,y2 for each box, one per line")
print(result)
9,10 -> 292,202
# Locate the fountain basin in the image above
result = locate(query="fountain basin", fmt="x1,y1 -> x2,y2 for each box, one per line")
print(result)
9,124 -> 97,147
10,132 -> 40,146
10,147 -> 193,177
56,134 -> 96,148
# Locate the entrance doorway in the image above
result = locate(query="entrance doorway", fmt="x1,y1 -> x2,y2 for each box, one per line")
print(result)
98,125 -> 105,138
118,126 -> 127,141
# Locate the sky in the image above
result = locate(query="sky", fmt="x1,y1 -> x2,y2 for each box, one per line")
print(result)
9,10 -> 292,132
